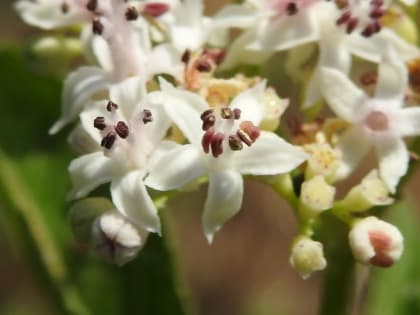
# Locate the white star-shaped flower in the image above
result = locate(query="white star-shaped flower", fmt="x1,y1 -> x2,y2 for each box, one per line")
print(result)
320,50 -> 420,193
145,79 -> 307,242
68,76 -> 173,234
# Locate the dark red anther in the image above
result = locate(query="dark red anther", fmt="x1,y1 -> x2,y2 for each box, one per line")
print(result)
360,70 -> 377,86
106,100 -> 119,112
210,133 -> 225,158
94,116 -> 106,130
125,7 -> 139,21
286,2 -> 298,15
202,114 -> 215,131
370,8 -> 384,19
201,128 -> 215,154
370,0 -> 384,7
142,2 -> 170,17
228,135 -> 243,151
372,21 -> 381,33
181,49 -> 191,64
232,108 -> 241,120
361,24 -> 375,37
101,132 -> 116,149
336,11 -> 351,25
205,49 -> 226,65
220,107 -> 232,119
240,121 -> 260,142
142,109 -> 153,124
61,2 -> 69,13
196,59 -> 212,72
237,129 -> 252,146
200,109 -> 214,121
92,18 -> 104,35
86,0 -> 97,11
346,17 -> 359,34
115,121 -> 129,139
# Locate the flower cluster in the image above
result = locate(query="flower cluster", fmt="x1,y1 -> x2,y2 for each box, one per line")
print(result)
16,0 -> 420,278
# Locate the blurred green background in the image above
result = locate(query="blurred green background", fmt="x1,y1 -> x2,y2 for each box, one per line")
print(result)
1,1 -> 420,315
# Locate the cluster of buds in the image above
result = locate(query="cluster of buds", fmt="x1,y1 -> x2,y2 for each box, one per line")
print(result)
15,0 -> 419,278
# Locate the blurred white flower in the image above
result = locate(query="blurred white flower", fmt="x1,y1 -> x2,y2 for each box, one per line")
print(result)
145,79 -> 307,242
321,50 -> 420,193
69,77 -> 173,234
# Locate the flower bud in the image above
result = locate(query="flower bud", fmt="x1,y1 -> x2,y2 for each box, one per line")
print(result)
299,175 -> 335,218
260,88 -> 288,132
92,211 -> 149,266
337,170 -> 393,213
304,143 -> 340,181
381,5 -> 418,45
289,236 -> 327,279
349,216 -> 403,267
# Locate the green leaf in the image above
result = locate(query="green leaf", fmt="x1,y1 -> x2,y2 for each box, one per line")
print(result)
365,201 -> 420,315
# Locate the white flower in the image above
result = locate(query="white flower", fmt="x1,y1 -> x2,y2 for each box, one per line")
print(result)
68,77 -> 173,234
92,210 -> 149,266
349,216 -> 403,267
320,50 -> 420,193
145,79 -> 307,242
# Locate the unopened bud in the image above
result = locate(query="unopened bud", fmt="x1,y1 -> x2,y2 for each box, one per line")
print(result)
260,88 -> 288,131
92,211 -> 148,266
289,236 -> 327,279
337,170 -> 393,213
299,175 -> 335,218
349,216 -> 403,267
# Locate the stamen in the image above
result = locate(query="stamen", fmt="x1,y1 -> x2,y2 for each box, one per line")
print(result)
200,109 -> 214,120
237,129 -> 253,146
286,2 -> 298,15
61,2 -> 69,13
142,109 -> 153,124
92,18 -> 104,35
360,70 -> 377,86
202,115 -> 215,131
101,132 -> 116,149
232,108 -> 241,120
125,7 -> 139,21
94,116 -> 107,130
210,133 -> 225,158
196,59 -> 212,72
201,128 -> 215,154
346,17 -> 359,33
86,0 -> 97,12
181,49 -> 191,64
240,121 -> 260,142
115,121 -> 129,139
141,3 -> 170,18
228,135 -> 243,151
220,107 -> 232,119
336,11 -> 351,25
106,101 -> 119,112
370,7 -> 384,19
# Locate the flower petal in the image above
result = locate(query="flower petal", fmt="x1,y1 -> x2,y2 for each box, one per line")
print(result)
319,67 -> 366,121
111,171 -> 161,234
109,76 -> 146,118
235,131 -> 307,175
147,44 -> 183,80
336,126 -> 372,180
394,107 -> 420,137
229,81 -> 266,125
211,4 -> 258,29
49,66 -> 108,134
375,137 -> 409,193
68,152 -> 123,199
203,170 -> 243,243
374,50 -> 408,101
154,78 -> 207,145
145,144 -> 206,190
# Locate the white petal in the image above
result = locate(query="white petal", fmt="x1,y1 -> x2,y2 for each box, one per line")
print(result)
109,76 -> 146,118
203,170 -> 243,243
219,28 -> 274,71
229,81 -> 266,125
375,137 -> 409,193
320,67 -> 367,121
147,44 -> 183,80
68,152 -> 123,199
336,126 -> 372,180
304,42 -> 352,109
15,0 -> 82,29
394,107 -> 420,137
155,78 -> 207,145
235,132 -> 307,175
111,171 -> 161,234
375,50 -> 408,101
248,9 -> 319,52
79,102 -> 107,144
90,35 -> 113,72
145,144 -> 206,190
211,4 -> 258,29
49,67 -> 108,134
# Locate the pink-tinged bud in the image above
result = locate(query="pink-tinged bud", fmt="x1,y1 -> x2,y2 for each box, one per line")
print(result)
349,217 -> 403,267
141,3 -> 170,18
